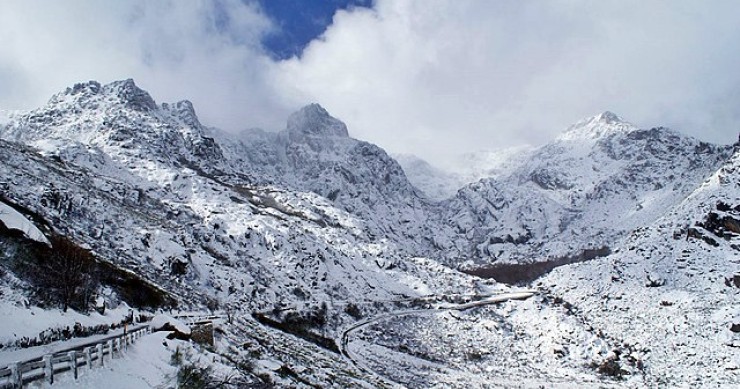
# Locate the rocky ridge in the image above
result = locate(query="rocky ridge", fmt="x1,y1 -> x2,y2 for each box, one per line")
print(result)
440,112 -> 733,275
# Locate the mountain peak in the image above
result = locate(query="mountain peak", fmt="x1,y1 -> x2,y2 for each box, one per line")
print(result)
103,79 -> 157,111
287,103 -> 349,141
558,111 -> 635,141
51,79 -> 157,112
162,100 -> 202,128
597,111 -> 623,124
66,80 -> 102,96
48,80 -> 102,106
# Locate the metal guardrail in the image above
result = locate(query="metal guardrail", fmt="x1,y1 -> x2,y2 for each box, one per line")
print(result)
0,325 -> 150,388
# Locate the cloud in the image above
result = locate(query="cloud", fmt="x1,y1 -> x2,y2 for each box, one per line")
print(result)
275,0 -> 740,166
0,0 -> 291,132
2,1 -> 740,167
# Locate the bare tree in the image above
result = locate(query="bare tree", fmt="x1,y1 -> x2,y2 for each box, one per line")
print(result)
40,236 -> 98,312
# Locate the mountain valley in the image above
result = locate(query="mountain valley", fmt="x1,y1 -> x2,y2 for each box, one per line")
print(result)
0,80 -> 738,387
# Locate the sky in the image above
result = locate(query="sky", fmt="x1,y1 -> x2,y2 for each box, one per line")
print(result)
257,0 -> 372,60
1,0 -> 740,167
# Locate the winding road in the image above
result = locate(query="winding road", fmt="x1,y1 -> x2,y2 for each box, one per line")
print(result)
338,290 -> 536,382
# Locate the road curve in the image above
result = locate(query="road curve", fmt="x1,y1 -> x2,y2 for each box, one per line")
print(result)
338,291 -> 536,381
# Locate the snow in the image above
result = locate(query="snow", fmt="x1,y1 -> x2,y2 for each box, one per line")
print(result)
149,315 -> 191,336
51,332 -> 180,389
0,302 -> 137,346
0,303 -> 141,366
0,201 -> 49,245
0,324 -> 146,368
0,79 -> 738,386
0,110 -> 24,127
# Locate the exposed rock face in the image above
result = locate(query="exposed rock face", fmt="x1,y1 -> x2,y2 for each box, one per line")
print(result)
190,321 -> 214,346
287,103 -> 349,141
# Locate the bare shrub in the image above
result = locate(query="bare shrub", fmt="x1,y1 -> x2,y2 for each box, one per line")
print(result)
37,235 -> 98,312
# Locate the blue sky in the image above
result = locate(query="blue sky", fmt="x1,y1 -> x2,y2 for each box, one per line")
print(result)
256,0 -> 372,59
1,1 -> 740,167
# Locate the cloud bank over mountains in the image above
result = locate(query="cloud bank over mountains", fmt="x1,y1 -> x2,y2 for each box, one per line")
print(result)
2,0 -> 739,165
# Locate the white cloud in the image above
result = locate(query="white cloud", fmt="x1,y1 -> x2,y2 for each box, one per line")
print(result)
0,0 -> 291,132
2,1 -> 740,167
275,0 -> 740,166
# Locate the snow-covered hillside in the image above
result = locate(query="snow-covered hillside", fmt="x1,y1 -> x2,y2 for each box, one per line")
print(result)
395,146 -> 534,202
443,112 -> 733,272
535,146 -> 740,386
0,80 -> 477,315
394,154 -> 467,201
1,79 -> 737,387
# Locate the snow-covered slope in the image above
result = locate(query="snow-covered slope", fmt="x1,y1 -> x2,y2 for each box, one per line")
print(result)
394,154 -> 467,201
2,79 -> 737,386
534,146 -> 740,386
443,112 -> 733,271
216,103 -> 449,259
0,80 -> 489,341
450,145 -> 535,181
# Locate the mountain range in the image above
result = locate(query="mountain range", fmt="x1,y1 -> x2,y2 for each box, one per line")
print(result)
0,79 -> 737,387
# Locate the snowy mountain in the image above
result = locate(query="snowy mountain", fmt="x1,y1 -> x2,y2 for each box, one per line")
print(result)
1,80 -> 227,179
0,80 -> 469,311
395,146 -> 535,202
1,79 -> 738,387
394,154 -> 467,201
450,145 -> 535,182
442,112 -> 733,278
215,103 -> 451,259
534,145 -> 740,386
0,80 -> 496,387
